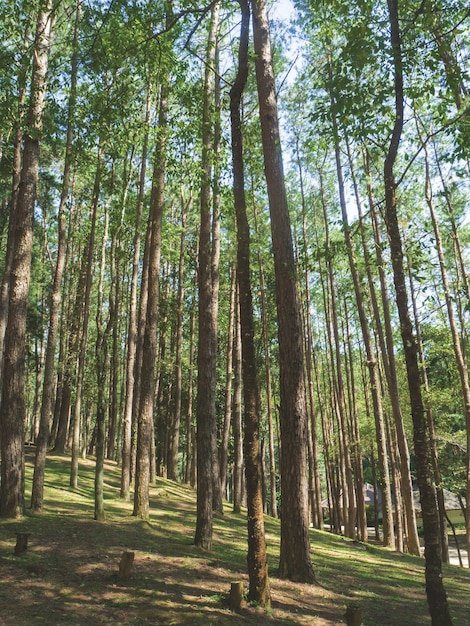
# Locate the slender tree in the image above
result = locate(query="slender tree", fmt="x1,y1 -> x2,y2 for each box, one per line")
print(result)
133,76 -> 169,517
195,0 -> 221,550
251,0 -> 314,582
230,0 -> 270,604
383,0 -> 452,621
31,0 -> 81,512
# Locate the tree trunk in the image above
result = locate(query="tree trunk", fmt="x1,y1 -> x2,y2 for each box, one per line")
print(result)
167,202 -> 189,482
211,44 -> 223,515
120,123 -> 145,493
133,79 -> 169,518
232,300 -> 243,514
327,89 -> 394,546
320,174 -> 355,539
383,1 -> 452,622
230,0 -> 270,604
251,0 -> 314,582
0,21 -> 30,398
31,0 -> 80,512
94,199 -> 110,521
253,200 -> 277,519
194,0 -> 221,550
343,299 -> 368,543
70,142 -> 102,490
295,138 -> 322,530
0,0 -> 54,518
420,132 -> 470,561
219,263 -> 236,498
409,266 -> 449,562
185,259 -> 197,487
360,146 -> 420,556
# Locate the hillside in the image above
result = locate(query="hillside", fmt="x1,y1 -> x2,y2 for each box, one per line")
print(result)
0,453 -> 469,625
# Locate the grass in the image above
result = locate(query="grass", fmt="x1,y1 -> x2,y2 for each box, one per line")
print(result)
0,452 -> 469,625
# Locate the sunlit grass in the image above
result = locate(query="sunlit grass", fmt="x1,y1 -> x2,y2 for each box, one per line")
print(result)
0,451 -> 468,625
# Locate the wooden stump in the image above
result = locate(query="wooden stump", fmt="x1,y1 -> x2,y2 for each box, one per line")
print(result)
118,551 -> 135,581
229,581 -> 244,610
345,603 -> 362,626
14,533 -> 30,556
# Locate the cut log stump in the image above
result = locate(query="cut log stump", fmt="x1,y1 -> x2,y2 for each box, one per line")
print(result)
119,551 -> 135,581
229,581 -> 244,610
345,603 -> 362,626
14,533 -> 30,556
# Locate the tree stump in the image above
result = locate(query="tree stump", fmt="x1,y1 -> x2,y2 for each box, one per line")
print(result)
118,551 -> 135,580
14,533 -> 30,556
345,603 -> 362,626
229,581 -> 244,610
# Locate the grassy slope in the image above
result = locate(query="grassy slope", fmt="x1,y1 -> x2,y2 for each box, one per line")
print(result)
0,453 -> 469,626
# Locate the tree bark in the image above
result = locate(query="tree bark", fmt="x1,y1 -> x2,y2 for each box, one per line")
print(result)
0,0 -> 54,518
232,300 -> 243,514
383,0 -> 452,622
295,138 -> 322,530
31,0 -> 80,512
70,142 -> 102,490
360,146 -> 420,556
252,199 -> 277,519
251,0 -> 314,582
120,94 -> 149,498
420,131 -> 470,561
194,0 -> 221,550
133,79 -> 169,518
230,0 -> 270,604
219,263 -> 236,498
94,198 -> 110,521
167,204 -> 188,482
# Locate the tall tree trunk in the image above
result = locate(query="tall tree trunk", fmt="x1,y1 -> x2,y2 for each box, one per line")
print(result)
232,299 -> 243,514
70,143 -> 102,490
107,152 -> 132,462
230,0 -> 270,604
194,0 -> 221,550
185,257 -> 197,487
94,200 -> 110,521
167,203 -> 189,482
409,265 -> 449,562
133,79 -> 169,518
0,22 -> 31,397
211,44 -> 223,515
320,174 -> 355,539
0,0 -> 54,518
219,263 -> 236,498
420,132 -> 470,561
360,146 -> 420,556
295,138 -> 322,529
120,88 -> 151,497
327,88 -> 394,546
31,0 -> 80,512
343,299 -> 368,543
315,210 -> 342,534
252,199 -> 277,519
130,179 -> 153,489
383,0 -> 452,621
251,0 -> 314,582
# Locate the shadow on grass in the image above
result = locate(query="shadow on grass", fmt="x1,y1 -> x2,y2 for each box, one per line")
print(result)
0,451 -> 469,625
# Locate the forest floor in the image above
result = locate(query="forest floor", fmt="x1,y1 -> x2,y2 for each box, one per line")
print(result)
1,452 -> 470,626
